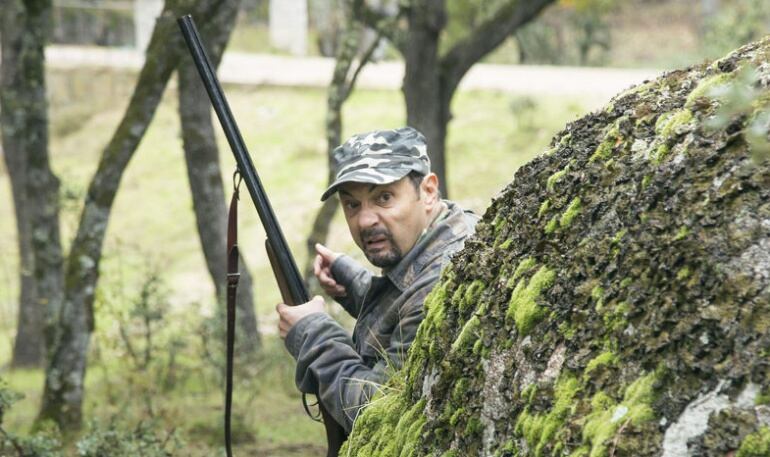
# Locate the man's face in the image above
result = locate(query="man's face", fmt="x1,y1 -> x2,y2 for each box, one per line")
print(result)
338,175 -> 438,268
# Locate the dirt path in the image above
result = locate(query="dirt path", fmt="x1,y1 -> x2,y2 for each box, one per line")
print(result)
47,45 -> 661,100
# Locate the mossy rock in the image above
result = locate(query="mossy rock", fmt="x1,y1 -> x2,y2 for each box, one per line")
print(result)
342,37 -> 770,457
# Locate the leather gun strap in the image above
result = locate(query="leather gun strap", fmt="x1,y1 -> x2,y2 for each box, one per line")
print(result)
225,180 -> 240,457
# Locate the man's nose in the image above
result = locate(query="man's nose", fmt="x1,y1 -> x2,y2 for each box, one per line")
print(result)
357,205 -> 379,228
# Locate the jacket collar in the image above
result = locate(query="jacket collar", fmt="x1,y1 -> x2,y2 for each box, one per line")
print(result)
384,200 -> 469,291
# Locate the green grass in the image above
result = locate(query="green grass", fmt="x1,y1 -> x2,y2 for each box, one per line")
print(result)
2,338 -> 325,456
0,67 -> 588,454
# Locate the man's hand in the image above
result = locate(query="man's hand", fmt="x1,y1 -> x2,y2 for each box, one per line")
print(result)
276,295 -> 326,339
314,243 -> 347,297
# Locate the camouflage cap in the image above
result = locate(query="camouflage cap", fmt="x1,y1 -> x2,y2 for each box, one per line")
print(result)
320,127 -> 431,201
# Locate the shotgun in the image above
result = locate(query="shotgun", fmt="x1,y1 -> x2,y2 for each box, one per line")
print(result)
177,14 -> 347,457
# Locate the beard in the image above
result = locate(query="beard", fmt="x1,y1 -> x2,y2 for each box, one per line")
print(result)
360,226 -> 403,268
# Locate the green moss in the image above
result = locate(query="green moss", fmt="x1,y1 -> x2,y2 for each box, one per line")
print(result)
547,165 -> 569,192
515,374 -> 581,457
521,383 -> 538,405
619,278 -> 632,288
591,285 -> 605,311
612,229 -> 628,244
508,257 -> 538,286
472,339 -> 484,355
449,408 -> 465,426
538,199 -> 551,217
591,285 -> 605,299
452,316 -> 481,352
343,392 -> 427,457
580,371 -> 659,457
584,351 -> 618,376
461,280 -> 486,314
756,388 -> 770,406
676,267 -> 691,280
602,301 -> 630,333
543,134 -> 573,156
617,79 -> 657,99
408,277 -> 451,382
450,284 -> 466,305
590,140 -> 614,162
545,216 -> 559,234
422,280 -> 449,335
674,226 -> 691,241
590,117 -> 627,162
651,109 -> 694,164
641,174 -> 652,189
658,109 -> 694,138
499,239 -> 513,250
685,72 -> 735,108
493,215 -> 506,235
654,111 -> 673,133
465,416 -> 482,436
737,427 -> 770,457
558,321 -> 577,339
651,143 -> 671,163
560,197 -> 582,228
506,265 -> 556,335
543,197 -> 582,234
496,440 -> 516,457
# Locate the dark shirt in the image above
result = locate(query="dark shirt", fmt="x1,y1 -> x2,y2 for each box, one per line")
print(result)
285,200 -> 478,432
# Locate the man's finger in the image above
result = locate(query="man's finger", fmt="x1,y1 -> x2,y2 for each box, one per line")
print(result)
318,269 -> 334,285
313,254 -> 323,276
315,243 -> 339,262
315,243 -> 331,256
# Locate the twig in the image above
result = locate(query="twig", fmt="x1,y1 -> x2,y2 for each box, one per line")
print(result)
0,425 -> 25,456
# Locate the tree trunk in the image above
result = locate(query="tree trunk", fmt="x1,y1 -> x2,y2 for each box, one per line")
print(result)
364,0 -> 555,199
403,0 -> 449,197
343,38 -> 770,456
178,0 -> 261,350
37,0 -> 229,431
0,0 -> 59,369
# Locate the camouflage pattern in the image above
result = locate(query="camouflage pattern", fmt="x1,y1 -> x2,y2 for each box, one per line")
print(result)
320,126 -> 431,201
285,201 -> 479,433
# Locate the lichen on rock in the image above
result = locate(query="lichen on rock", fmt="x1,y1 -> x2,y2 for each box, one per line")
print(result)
342,37 -> 770,457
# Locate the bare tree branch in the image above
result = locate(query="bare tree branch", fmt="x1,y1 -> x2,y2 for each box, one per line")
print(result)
352,0 -> 408,54
342,31 -> 383,100
440,0 -> 556,95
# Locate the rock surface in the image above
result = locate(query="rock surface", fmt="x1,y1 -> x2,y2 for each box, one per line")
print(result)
342,37 -> 770,457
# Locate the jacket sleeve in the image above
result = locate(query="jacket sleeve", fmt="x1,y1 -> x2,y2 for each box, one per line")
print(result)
329,255 -> 373,318
284,278 -> 436,433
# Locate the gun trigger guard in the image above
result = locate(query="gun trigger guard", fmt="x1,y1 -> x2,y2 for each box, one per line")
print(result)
302,393 -> 323,423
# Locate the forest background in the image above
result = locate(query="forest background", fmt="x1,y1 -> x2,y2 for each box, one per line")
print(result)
0,0 -> 767,455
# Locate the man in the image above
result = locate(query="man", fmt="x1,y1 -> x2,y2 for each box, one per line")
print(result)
276,126 -> 478,433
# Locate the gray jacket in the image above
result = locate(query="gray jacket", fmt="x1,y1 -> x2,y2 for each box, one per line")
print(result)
285,200 -> 478,432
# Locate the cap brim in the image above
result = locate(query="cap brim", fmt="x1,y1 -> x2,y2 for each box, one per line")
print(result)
320,167 -> 413,201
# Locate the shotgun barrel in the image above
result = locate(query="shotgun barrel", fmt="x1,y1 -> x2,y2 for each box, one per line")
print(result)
177,14 -> 346,457
177,14 -> 308,306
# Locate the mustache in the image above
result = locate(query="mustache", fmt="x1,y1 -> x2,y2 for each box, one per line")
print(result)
360,227 -> 394,243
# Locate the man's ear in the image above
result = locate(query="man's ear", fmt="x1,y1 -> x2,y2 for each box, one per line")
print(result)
421,173 -> 440,207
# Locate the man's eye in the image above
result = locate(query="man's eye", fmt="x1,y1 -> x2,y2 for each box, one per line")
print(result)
376,193 -> 393,204
344,201 -> 359,210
